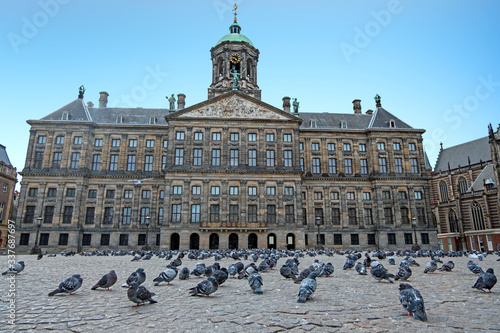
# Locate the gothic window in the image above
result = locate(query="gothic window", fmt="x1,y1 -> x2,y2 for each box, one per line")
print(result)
439,181 -> 448,202
448,209 -> 458,232
471,201 -> 485,230
458,177 -> 468,194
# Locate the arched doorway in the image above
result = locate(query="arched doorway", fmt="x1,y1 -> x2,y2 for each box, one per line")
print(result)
209,233 -> 219,250
248,233 -> 258,249
190,233 -> 200,250
228,233 -> 239,249
286,233 -> 295,250
170,233 -> 180,250
267,233 -> 276,249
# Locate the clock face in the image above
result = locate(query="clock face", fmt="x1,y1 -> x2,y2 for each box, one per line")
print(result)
230,53 -> 241,64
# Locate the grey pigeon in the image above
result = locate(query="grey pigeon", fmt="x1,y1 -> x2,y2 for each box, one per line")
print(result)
48,274 -> 83,296
189,276 -> 219,297
387,256 -> 396,265
153,267 -> 178,286
167,257 -> 182,268
248,272 -> 263,294
399,283 -> 427,321
424,260 -> 438,274
438,261 -> 455,272
190,263 -> 206,278
297,271 -> 318,303
363,253 -> 372,268
343,258 -> 355,270
318,263 -> 334,277
2,261 -> 25,275
472,268 -> 497,292
280,265 -> 297,279
123,268 -> 146,287
238,263 -> 258,279
37,253 -> 43,260
179,267 -> 190,280
406,257 -> 420,267
212,268 -> 229,286
204,265 -> 215,277
294,268 -> 312,284
127,282 -> 157,306
355,262 -> 367,275
370,261 -> 394,283
467,260 -> 484,274
258,260 -> 270,272
394,265 -> 412,282
228,264 -> 238,278
131,253 -> 142,261
91,270 -> 117,290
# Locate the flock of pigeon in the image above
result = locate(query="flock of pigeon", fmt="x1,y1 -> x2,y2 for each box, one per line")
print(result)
2,248 -> 498,321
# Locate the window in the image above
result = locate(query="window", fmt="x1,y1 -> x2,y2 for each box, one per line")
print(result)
176,131 -> 185,140
248,133 -> 257,142
103,207 -> 113,224
285,187 -> 294,196
248,186 -> 257,196
20,233 -> 30,246
266,133 -> 274,142
100,234 -> 110,246
122,207 -> 131,225
359,144 -> 366,152
24,206 -> 35,223
312,142 -> 320,151
347,192 -> 355,200
300,142 -> 304,150
124,189 -> 133,199
351,234 -> 359,245
70,152 -> 80,169
66,188 -> 76,197
348,208 -> 357,225
312,158 -> 321,174
363,192 -> 371,200
192,185 -> 201,195
142,190 -> 151,199
267,186 -> 276,196
127,155 -> 136,171
210,204 -> 220,222
340,121 -> 347,129
62,206 -> 73,224
211,186 -> 220,195
111,139 -> 120,147
91,154 -> 101,171
82,234 -> 92,246
421,233 -> 430,244
212,149 -> 221,166
393,142 -> 401,151
283,134 -> 292,142
404,233 -> 413,245
332,208 -> 340,225
384,207 -> 393,224
228,186 -> 239,195
314,191 -> 323,200
162,155 -> 167,169
285,205 -> 294,223
34,151 -> 43,168
367,234 -> 376,245
140,207 -> 150,224
52,152 -> 62,168
409,143 -> 416,151
163,139 -> 168,148
106,189 -> 115,199
109,155 -> 118,171
364,208 -> 373,225
146,139 -> 155,148
266,205 -> 276,223
55,135 -> 64,144
39,233 -> 49,246
193,149 -> 202,166
171,204 -> 182,223
144,155 -> 153,171
149,116 -> 157,125
129,139 -> 137,148
28,188 -> 38,197
326,158 -> 337,174
212,132 -> 221,141
173,185 -> 182,195
230,149 -> 239,166
116,116 -> 123,123
401,207 -> 409,224
334,234 -> 342,245
300,158 -> 304,171
194,132 -> 203,141
94,138 -> 103,147
44,206 -> 54,224
88,189 -> 97,198
266,150 -> 275,166
191,204 -> 201,223
230,132 -> 239,141
417,207 -> 426,224
438,181 -> 449,202
85,207 -> 95,224
229,204 -> 239,222
382,191 -> 391,199
343,143 -> 351,151
328,143 -> 335,151
175,148 -> 184,165
330,191 -> 339,200
395,158 -> 403,173
344,159 -> 352,174
379,157 -> 387,173
37,135 -> 46,144
248,150 -> 257,166
159,190 -> 164,199
248,205 -> 257,223
284,150 -> 293,167
360,159 -> 368,174
388,233 -> 396,245
458,177 -> 468,194
411,158 -> 419,173
47,188 -> 57,197
119,234 -> 129,246
377,142 -> 385,150
158,208 -> 164,224
398,191 -> 407,200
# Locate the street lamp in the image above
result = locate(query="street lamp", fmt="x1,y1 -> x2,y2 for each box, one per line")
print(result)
142,215 -> 151,251
411,217 -> 420,251
30,216 -> 42,255
315,216 -> 322,249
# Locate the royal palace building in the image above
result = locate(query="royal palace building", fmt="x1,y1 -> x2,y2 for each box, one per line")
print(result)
15,15 -> 437,252
0,145 -> 18,250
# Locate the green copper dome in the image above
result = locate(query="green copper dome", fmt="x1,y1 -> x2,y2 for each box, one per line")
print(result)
216,22 -> 253,46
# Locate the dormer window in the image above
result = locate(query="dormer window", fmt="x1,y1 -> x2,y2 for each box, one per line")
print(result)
310,120 -> 317,128
149,116 -> 157,125
340,121 -> 347,129
389,120 -> 396,128
116,116 -> 123,124
61,112 -> 69,120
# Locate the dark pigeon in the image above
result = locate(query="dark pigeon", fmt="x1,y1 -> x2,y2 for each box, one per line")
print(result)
179,267 -> 190,280
394,265 -> 412,282
294,268 -> 312,284
153,267 -> 178,286
318,262 -> 334,277
123,268 -> 146,287
370,261 -> 394,283
48,274 -> 83,296
424,260 -> 438,274
212,268 -> 229,286
387,256 -> 396,265
189,276 -> 219,297
363,253 -> 372,268
37,253 -> 43,260
128,282 -> 157,306
343,258 -> 355,270
2,261 -> 25,275
467,260 -> 484,274
248,272 -> 263,294
399,283 -> 427,321
355,262 -> 367,275
167,257 -> 182,268
191,263 -> 206,278
91,270 -> 117,290
438,261 -> 455,272
228,264 -> 238,278
280,265 -> 297,279
472,268 -> 497,292
297,271 -> 318,303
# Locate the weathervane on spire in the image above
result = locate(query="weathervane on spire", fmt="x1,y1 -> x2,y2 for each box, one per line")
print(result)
233,4 -> 238,22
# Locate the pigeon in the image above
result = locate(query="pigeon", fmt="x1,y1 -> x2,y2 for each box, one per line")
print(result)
394,265 -> 412,282
472,268 -> 497,292
370,261 -> 394,283
438,261 -> 455,272
228,264 -> 238,278
190,263 -> 206,278
212,268 -> 229,286
48,274 -> 83,296
467,260 -> 484,274
387,256 -> 396,265
2,261 -> 25,275
153,267 -> 178,286
179,267 -> 190,280
189,276 -> 219,297
318,262 -> 334,277
123,268 -> 146,287
294,268 -> 312,284
37,253 -> 43,260
248,272 -> 263,294
127,282 -> 157,306
297,271 -> 318,303
399,283 -> 427,321
280,265 -> 296,279
424,260 -> 438,274
238,263 -> 258,279
406,257 -> 420,267
343,258 -> 355,270
363,253 -> 372,268
131,253 -> 142,261
167,258 -> 182,268
91,270 -> 117,290
355,262 -> 367,275
258,260 -> 270,272
204,265 -> 215,277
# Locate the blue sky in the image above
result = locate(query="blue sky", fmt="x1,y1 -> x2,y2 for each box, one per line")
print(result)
1,0 -> 499,182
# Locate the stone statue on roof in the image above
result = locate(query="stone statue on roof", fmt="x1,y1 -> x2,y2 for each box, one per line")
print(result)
168,94 -> 176,111
230,67 -> 246,90
292,98 -> 300,113
78,85 -> 85,99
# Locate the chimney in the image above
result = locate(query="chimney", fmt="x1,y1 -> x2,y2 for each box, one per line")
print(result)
99,91 -> 109,108
282,96 -> 291,112
87,101 -> 94,108
365,109 -> 373,115
177,93 -> 186,110
352,99 -> 361,114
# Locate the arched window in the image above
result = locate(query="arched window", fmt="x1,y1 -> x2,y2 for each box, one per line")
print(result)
448,209 -> 457,232
116,116 -> 123,124
246,59 -> 253,81
217,57 -> 224,77
149,116 -> 157,125
389,120 -> 396,128
439,181 -> 449,202
471,201 -> 485,230
458,177 -> 468,194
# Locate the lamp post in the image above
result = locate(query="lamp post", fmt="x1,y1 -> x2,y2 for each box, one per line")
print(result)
315,216 -> 322,250
142,215 -> 151,251
411,217 -> 420,251
30,216 -> 42,254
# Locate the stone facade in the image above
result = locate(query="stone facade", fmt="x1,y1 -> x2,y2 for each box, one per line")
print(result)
0,144 -> 18,250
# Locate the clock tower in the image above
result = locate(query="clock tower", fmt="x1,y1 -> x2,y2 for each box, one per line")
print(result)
208,7 -> 261,100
